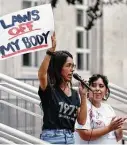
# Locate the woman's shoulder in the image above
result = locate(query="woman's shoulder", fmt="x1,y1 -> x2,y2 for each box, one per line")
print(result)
101,102 -> 112,108
38,85 -> 52,95
101,102 -> 115,114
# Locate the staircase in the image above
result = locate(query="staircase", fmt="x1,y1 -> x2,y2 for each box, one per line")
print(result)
0,73 -> 44,144
0,73 -> 127,144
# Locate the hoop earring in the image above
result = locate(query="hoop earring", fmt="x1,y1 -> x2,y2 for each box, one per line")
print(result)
103,93 -> 109,101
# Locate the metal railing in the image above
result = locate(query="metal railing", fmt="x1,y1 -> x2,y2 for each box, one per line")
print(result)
0,137 -> 16,144
0,131 -> 33,144
0,123 -> 49,144
0,73 -> 42,138
16,78 -> 39,88
0,73 -> 127,143
0,73 -> 38,94
0,100 -> 43,119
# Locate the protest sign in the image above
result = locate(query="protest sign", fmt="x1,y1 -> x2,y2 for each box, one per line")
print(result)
0,4 -> 54,60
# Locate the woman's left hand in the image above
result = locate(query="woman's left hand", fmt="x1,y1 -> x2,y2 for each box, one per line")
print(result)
122,117 -> 127,122
121,117 -> 127,130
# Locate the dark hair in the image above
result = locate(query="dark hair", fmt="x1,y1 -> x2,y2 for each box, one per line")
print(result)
48,50 -> 73,86
88,74 -> 110,101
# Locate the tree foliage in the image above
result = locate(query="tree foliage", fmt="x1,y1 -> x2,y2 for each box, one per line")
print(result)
51,0 -> 82,7
85,0 -> 102,30
51,0 -> 102,30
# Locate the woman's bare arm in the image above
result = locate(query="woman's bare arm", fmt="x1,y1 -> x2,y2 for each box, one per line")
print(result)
77,117 -> 124,141
38,33 -> 56,90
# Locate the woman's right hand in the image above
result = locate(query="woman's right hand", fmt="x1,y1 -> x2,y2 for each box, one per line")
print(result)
108,117 -> 124,131
48,32 -> 56,52
78,82 -> 88,99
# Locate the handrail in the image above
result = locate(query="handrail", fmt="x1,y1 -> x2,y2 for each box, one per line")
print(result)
0,73 -> 127,102
123,135 -> 127,141
110,94 -> 127,104
0,123 -> 49,144
123,130 -> 127,133
0,131 -> 32,144
110,89 -> 127,100
2,83 -> 39,100
0,100 -> 43,119
113,106 -> 127,115
0,85 -> 40,105
0,73 -> 38,94
0,73 -> 127,142
109,82 -> 127,95
0,137 -> 16,144
123,130 -> 127,141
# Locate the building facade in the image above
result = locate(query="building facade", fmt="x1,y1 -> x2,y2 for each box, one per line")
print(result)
0,0 -> 127,139
103,1 -> 127,88
0,0 -> 103,81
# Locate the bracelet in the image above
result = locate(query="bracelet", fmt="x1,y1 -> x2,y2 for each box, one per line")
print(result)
46,50 -> 54,56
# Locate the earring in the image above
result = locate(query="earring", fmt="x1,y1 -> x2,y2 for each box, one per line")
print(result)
103,93 -> 109,101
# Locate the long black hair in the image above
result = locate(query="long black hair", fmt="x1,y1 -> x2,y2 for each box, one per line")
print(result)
48,50 -> 73,86
88,74 -> 110,101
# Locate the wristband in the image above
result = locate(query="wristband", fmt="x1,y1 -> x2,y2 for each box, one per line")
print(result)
46,50 -> 54,56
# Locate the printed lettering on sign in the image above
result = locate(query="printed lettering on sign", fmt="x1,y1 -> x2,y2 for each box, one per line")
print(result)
0,4 -> 54,60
